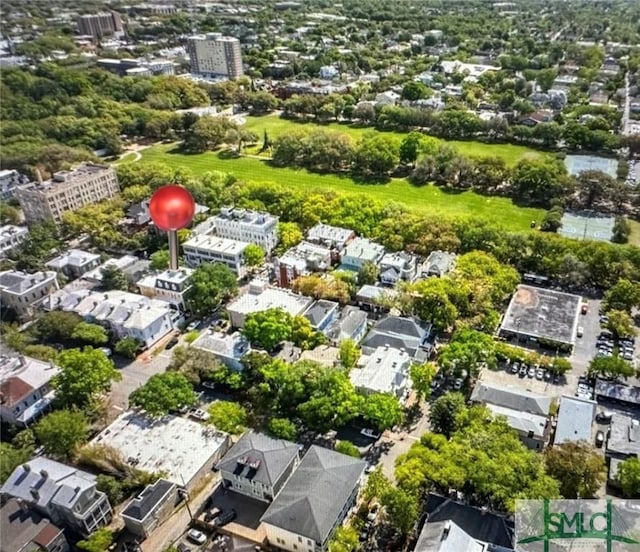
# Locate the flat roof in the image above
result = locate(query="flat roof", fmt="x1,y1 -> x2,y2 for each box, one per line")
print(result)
91,411 -> 228,485
227,287 -> 313,319
607,413 -> 640,457
554,395 -> 596,444
500,285 -> 581,345
183,234 -> 250,255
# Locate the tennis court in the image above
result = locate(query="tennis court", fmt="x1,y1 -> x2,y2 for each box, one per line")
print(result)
559,212 -> 614,242
564,155 -> 618,178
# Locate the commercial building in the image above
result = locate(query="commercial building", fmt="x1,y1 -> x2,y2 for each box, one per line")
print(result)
553,395 -> 596,445
217,432 -> 300,503
0,270 -> 59,320
1,457 -> 112,537
45,249 -> 101,280
0,225 -> 28,258
77,11 -> 124,38
182,234 -> 250,277
499,285 -> 582,351
0,498 -> 69,552
0,354 -> 60,426
137,268 -> 194,311
15,164 -> 120,225
350,345 -> 411,399
187,33 -> 244,78
209,208 -> 279,253
121,479 -> 178,539
92,411 -> 231,490
226,279 -> 313,328
261,446 -> 366,552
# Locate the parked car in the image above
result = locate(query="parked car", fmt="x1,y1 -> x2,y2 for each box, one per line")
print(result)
595,430 -> 605,448
453,378 -> 464,390
165,336 -> 179,349
186,321 -> 201,332
361,428 -> 381,439
189,408 -> 210,421
527,366 -> 536,378
596,411 -> 614,423
214,509 -> 237,527
577,326 -> 584,338
202,381 -> 216,390
581,304 -> 589,315
511,362 -> 520,374
536,369 -> 545,380
519,365 -> 528,377
186,529 -> 207,545
177,544 -> 192,552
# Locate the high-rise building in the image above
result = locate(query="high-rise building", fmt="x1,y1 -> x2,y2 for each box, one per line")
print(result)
187,33 -> 244,79
15,163 -> 120,225
77,11 -> 124,39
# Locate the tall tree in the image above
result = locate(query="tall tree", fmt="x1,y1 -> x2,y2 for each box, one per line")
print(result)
362,393 -> 404,431
129,372 -> 197,416
242,308 -> 293,351
243,243 -> 265,267
616,457 -> 640,498
357,261 -> 379,286
605,310 -> 636,339
339,339 -> 361,370
587,355 -> 635,380
429,392 -> 466,438
35,410 -> 89,459
603,279 -> 640,313
100,265 -> 128,291
53,347 -> 121,409
207,401 -> 248,434
410,362 -> 437,400
185,262 -> 238,317
381,487 -> 419,534
544,441 -> 606,499
267,417 -> 297,441
71,322 -> 109,346
328,526 -> 359,552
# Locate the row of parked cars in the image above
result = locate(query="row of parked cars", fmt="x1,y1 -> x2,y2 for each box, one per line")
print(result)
508,361 -> 561,383
595,330 -> 635,361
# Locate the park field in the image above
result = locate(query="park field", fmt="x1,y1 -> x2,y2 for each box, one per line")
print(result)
242,113 -> 547,166
139,144 -> 546,231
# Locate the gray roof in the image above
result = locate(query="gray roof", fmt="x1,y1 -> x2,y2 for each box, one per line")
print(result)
217,432 -> 300,489
303,300 -> 338,328
1,457 -> 96,510
607,413 -> 640,457
554,395 -> 596,444
261,445 -> 365,543
423,250 -> 457,276
415,520 -> 484,552
485,404 -> 547,439
362,316 -> 432,359
0,498 -> 64,552
595,379 -> 640,405
122,479 -> 176,521
327,306 -> 368,343
471,382 -> 550,416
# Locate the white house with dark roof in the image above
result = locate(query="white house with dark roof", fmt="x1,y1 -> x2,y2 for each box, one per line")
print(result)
217,432 -> 300,502
361,316 -> 433,362
137,268 -> 193,310
45,249 -> 101,280
261,445 -> 366,552
421,251 -> 457,278
554,395 -> 596,445
306,223 -> 355,250
327,306 -> 368,344
0,270 -> 59,320
303,300 -> 339,334
350,345 -> 411,399
191,331 -> 251,371
120,479 -> 178,538
0,225 -> 28,258
0,457 -> 112,537
0,355 -> 59,426
340,238 -> 385,272
379,252 -> 417,286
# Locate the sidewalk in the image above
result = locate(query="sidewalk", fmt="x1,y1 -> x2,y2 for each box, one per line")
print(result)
141,474 -> 220,552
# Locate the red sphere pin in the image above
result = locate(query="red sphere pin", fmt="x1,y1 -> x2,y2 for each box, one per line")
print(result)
149,185 -> 196,231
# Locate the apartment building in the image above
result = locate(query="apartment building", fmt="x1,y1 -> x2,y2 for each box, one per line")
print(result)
187,33 -> 244,78
15,164 -> 120,225
182,234 -> 250,277
0,270 -> 59,320
209,208 -> 279,253
0,225 -> 28,258
77,11 -> 124,38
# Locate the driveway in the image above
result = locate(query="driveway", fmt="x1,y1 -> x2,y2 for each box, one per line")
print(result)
570,299 -> 602,374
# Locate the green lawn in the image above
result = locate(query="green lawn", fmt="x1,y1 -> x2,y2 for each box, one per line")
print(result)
629,220 -> 640,246
242,114 -> 546,166
139,144 -> 545,231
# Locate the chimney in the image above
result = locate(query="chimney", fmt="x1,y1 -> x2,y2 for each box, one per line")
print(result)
18,355 -> 26,367
40,470 -> 48,479
23,464 -> 31,472
30,488 -> 40,501
442,520 -> 451,539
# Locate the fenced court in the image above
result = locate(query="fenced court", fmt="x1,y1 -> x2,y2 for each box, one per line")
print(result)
559,212 -> 614,242
564,154 -> 618,178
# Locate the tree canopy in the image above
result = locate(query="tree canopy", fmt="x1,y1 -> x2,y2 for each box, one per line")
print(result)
35,409 -> 89,459
129,371 -> 197,416
544,441 -> 606,499
185,262 -> 238,316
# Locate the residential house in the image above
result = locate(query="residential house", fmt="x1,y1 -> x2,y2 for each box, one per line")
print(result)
226,279 -> 314,328
374,90 -> 400,106
361,316 -> 433,362
82,255 -> 141,284
136,268 -> 193,311
218,432 -> 300,502
355,285 -> 396,314
0,168 -> 29,201
327,306 -> 368,344
520,110 -> 554,126
261,446 -> 366,552
1,457 -> 112,537
0,498 -> 69,552
299,345 -> 340,367
470,382 -> 551,450
0,355 -> 59,426
45,249 -> 101,280
553,395 -> 596,445
306,223 -> 355,251
44,289 -> 178,349
319,65 -> 338,79
413,493 -> 515,552
209,207 -> 279,253
350,345 -> 410,399
379,252 -> 417,286
421,251 -> 457,278
127,199 -> 209,227
303,300 -> 339,334
191,331 -> 251,371
341,238 -> 385,272
182,234 -> 251,277
275,241 -> 332,288
0,270 -> 59,320
0,225 -> 28,258
121,479 -> 178,539
92,411 -> 231,490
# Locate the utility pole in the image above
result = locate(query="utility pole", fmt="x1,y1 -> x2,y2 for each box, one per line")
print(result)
180,474 -> 195,522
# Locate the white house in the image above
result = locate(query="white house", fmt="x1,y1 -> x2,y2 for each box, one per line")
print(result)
182,234 -> 250,276
340,238 -> 385,272
136,268 -> 193,310
379,252 -> 417,286
0,270 -> 59,320
209,207 -> 279,253
261,446 -> 366,552
226,279 -> 314,328
349,345 -> 411,399
0,225 -> 28,258
306,223 -> 355,250
45,249 -> 101,279
554,395 -> 596,445
0,355 -> 60,426
374,90 -> 400,106
191,331 -> 251,371
1,457 -> 112,537
275,241 -> 332,287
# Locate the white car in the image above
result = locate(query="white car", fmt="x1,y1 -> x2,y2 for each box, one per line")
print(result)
189,408 -> 211,421
186,529 -> 207,545
361,428 -> 381,439
577,326 -> 584,338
